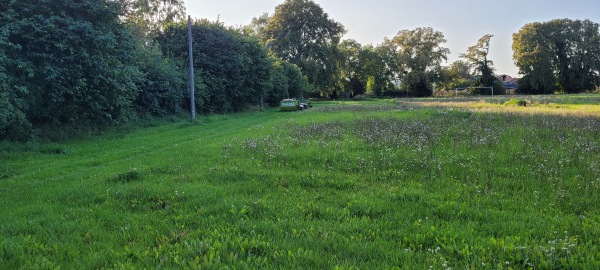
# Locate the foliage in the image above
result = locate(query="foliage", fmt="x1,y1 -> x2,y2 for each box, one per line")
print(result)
0,11 -> 31,141
263,0 -> 346,96
5,0 -> 600,152
1,0 -> 143,128
513,19 -> 600,94
268,60 -> 290,106
118,0 -> 188,115
133,43 -> 186,116
337,39 -> 364,95
0,87 -> 32,142
0,0 -> 198,141
121,0 -> 186,39
461,34 -> 505,95
245,12 -> 271,39
284,61 -> 310,101
338,40 -> 397,96
262,59 -> 308,107
388,27 -> 450,97
515,74 -> 541,94
503,98 -> 528,107
438,60 -> 475,90
158,20 -> 306,113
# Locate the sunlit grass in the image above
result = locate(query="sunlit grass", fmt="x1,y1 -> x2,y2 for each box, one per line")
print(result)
403,94 -> 600,117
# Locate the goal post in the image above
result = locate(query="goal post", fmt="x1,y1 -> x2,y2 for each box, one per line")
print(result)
453,86 -> 494,96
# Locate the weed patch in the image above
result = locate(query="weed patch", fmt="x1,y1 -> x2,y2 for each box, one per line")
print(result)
109,170 -> 143,183
39,147 -> 70,155
504,98 -> 529,106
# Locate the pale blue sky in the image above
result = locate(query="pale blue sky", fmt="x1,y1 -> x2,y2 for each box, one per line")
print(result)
185,0 -> 600,77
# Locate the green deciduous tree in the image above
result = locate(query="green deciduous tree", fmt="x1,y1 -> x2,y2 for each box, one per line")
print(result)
461,34 -> 504,95
116,0 -> 188,116
337,39 -> 366,95
263,0 -> 345,96
2,0 -> 143,129
268,59 -> 308,106
1,0 -> 192,141
132,43 -> 185,116
245,13 -> 271,39
121,0 -> 186,38
438,60 -> 475,90
362,44 -> 398,96
0,11 -> 32,141
513,22 -> 555,94
337,40 -> 398,96
284,61 -> 309,101
158,20 -> 292,113
513,19 -> 600,94
389,27 -> 450,97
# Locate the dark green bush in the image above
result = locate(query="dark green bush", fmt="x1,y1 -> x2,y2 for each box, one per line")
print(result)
133,44 -> 185,117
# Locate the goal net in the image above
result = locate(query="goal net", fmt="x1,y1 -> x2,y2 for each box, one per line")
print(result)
453,86 -> 495,96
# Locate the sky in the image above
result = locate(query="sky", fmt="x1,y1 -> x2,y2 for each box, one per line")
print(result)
185,0 -> 600,77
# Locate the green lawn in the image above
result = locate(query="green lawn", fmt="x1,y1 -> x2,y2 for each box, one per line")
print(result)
1,95 -> 599,269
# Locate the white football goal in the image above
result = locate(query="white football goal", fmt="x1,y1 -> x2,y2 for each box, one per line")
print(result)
453,87 -> 495,96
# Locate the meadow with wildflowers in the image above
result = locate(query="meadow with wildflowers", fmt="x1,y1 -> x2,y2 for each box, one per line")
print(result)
1,95 -> 599,269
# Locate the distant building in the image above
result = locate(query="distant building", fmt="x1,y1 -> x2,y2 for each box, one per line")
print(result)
497,74 -> 519,89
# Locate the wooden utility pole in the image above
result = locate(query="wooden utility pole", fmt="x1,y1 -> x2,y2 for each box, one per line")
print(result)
187,15 -> 196,120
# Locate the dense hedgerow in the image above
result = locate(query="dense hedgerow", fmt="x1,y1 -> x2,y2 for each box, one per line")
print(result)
0,2 -> 308,141
156,20 -> 308,114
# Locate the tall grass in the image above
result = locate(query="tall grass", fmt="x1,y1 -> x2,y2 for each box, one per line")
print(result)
1,96 -> 599,268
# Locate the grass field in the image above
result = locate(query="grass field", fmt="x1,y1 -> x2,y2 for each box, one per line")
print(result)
1,95 -> 599,269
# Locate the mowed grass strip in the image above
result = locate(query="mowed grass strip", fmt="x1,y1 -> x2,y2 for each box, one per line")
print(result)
1,96 -> 599,269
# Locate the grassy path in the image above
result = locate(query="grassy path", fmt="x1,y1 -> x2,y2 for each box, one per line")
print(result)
1,111 -> 293,268
1,97 -> 600,269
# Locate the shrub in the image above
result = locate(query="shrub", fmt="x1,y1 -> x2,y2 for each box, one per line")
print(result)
0,87 -> 32,142
503,98 -> 528,107
133,44 -> 185,117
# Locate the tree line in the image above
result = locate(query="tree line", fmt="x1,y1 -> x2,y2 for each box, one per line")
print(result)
2,0 -> 600,141
513,19 -> 600,94
249,0 -> 600,97
0,0 -> 308,141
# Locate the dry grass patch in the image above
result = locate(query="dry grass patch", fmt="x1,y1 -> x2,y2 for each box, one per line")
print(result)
397,94 -> 600,117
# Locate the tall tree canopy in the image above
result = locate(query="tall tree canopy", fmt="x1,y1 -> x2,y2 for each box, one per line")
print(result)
0,7 -> 31,140
438,60 -> 474,90
0,0 -> 189,141
389,27 -> 450,97
263,0 -> 345,95
461,34 -> 504,94
158,20 -> 307,113
337,40 -> 397,96
159,20 -> 268,113
1,0 -> 312,142
1,0 -> 142,128
513,19 -> 600,94
246,12 -> 271,38
121,0 -> 186,37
